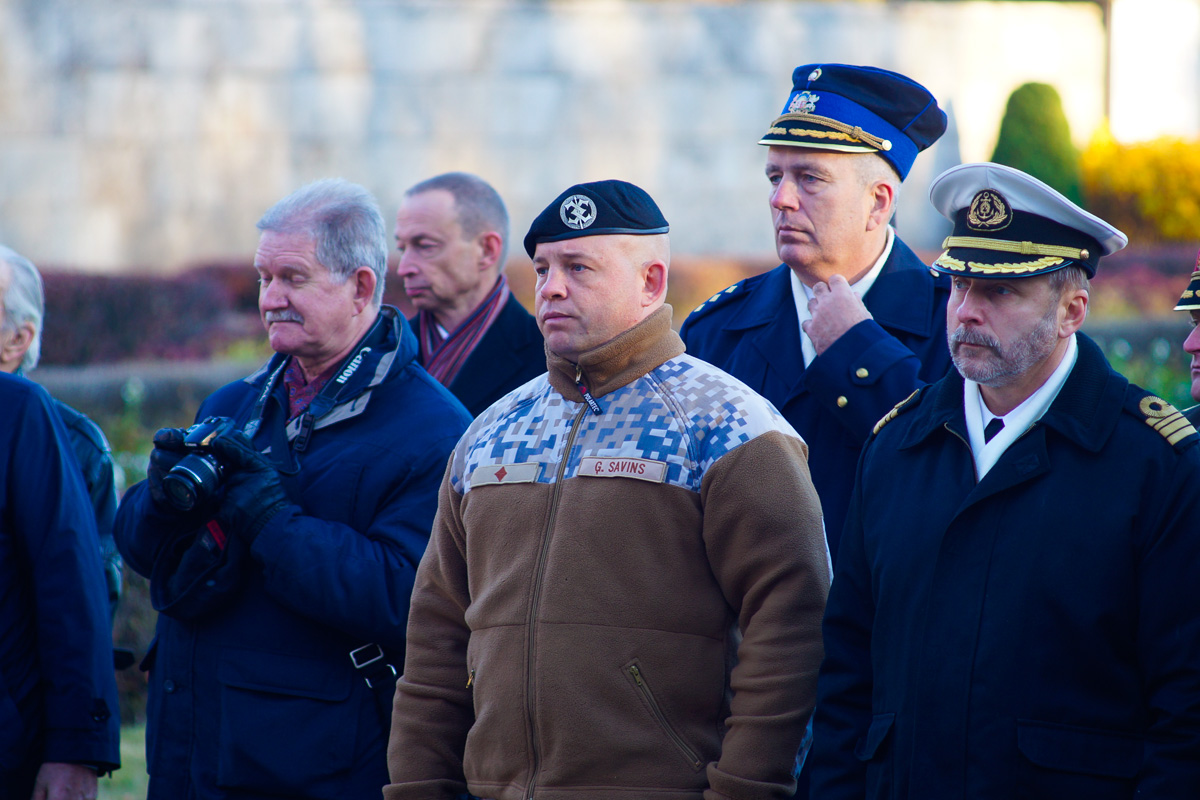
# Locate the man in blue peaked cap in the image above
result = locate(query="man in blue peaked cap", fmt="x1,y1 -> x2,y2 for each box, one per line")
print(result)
681,63 -> 954,562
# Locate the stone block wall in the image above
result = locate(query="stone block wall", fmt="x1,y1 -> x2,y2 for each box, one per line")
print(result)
0,0 -> 1108,273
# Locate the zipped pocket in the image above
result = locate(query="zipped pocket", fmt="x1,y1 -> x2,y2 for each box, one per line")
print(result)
623,660 -> 703,770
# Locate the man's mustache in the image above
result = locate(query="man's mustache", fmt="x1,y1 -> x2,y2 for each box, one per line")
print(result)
264,310 -> 304,324
949,326 -> 998,350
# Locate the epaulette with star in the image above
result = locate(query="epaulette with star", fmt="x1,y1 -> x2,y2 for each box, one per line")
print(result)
686,279 -> 750,321
872,387 -> 924,436
1125,390 -> 1199,450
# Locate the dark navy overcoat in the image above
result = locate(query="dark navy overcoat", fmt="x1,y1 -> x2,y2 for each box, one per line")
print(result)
0,374 -> 120,798
811,334 -> 1200,799
680,237 -> 952,555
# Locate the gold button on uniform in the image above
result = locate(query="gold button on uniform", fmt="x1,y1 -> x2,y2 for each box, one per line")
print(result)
856,367 -> 869,379
837,396 -> 849,408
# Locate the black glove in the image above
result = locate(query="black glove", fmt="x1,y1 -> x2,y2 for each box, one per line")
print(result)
147,427 -> 189,509
208,431 -> 292,544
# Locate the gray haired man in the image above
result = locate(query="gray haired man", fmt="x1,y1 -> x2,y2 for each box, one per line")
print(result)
394,172 -> 544,417
0,246 -> 124,620
114,179 -> 471,800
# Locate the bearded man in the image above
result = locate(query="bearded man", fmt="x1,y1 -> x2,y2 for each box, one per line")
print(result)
810,163 -> 1200,799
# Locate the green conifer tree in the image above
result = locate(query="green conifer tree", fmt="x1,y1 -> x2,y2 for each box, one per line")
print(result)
991,83 -> 1084,206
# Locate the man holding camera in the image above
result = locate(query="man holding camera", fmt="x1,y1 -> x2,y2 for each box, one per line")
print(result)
114,179 -> 472,800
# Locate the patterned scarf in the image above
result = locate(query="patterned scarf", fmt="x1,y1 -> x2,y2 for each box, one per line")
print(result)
282,359 -> 337,421
418,276 -> 511,387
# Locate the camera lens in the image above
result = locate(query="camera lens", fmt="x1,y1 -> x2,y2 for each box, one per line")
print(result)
162,454 -> 222,512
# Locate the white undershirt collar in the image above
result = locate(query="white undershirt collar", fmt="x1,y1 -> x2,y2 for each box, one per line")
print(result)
963,333 -> 1078,481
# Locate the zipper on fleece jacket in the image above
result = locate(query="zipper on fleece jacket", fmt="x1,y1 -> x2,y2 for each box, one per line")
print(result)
627,664 -> 703,770
574,363 -> 602,415
524,399 -> 589,799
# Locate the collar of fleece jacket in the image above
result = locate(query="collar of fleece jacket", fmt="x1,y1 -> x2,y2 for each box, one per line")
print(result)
545,306 -> 685,402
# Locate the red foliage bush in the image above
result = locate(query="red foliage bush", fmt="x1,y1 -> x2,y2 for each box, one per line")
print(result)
39,263 -> 257,366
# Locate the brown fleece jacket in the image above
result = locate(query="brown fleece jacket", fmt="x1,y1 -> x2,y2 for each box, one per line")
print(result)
387,307 -> 830,800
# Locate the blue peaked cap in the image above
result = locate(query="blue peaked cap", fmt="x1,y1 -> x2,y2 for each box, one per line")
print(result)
759,63 -> 947,180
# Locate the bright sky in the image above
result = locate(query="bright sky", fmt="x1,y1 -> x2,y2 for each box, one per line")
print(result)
1110,0 -> 1200,141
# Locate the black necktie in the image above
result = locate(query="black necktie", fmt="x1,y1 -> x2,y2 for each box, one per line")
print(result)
984,417 -> 1005,443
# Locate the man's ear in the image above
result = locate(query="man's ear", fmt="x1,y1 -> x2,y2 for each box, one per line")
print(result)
865,180 -> 896,233
351,267 -> 378,315
1059,289 -> 1089,337
477,231 -> 504,272
0,321 -> 35,372
641,260 -> 668,309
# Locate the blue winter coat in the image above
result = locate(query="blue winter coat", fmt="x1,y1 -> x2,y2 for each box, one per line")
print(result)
0,374 -> 120,799
115,308 -> 472,800
680,238 -> 953,558
811,334 -> 1200,799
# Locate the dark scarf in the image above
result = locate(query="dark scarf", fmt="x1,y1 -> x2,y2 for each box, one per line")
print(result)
418,276 -> 510,386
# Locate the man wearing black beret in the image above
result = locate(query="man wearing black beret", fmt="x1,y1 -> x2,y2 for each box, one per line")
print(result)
681,63 -> 953,561
387,179 -> 831,800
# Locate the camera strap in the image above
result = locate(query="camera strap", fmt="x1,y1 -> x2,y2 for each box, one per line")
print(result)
240,314 -> 387,455
241,359 -> 290,441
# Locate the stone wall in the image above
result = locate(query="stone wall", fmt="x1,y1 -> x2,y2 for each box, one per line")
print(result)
0,0 -> 1110,272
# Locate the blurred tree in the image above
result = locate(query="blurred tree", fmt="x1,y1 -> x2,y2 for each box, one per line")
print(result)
991,82 -> 1084,205
1082,121 -> 1200,243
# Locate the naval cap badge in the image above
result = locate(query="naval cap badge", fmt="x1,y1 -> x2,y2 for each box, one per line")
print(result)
966,189 -> 1012,231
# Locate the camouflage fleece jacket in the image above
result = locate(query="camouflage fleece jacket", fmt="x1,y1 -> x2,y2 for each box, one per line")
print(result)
386,307 -> 830,800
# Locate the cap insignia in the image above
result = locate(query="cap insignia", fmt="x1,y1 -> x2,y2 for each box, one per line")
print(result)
808,67 -> 822,81
788,91 -> 819,114
966,189 -> 1012,232
560,195 -> 597,230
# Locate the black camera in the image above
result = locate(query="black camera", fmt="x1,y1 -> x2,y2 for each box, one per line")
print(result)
161,416 -> 239,512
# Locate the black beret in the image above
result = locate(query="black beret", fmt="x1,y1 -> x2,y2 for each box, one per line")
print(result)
523,179 -> 669,258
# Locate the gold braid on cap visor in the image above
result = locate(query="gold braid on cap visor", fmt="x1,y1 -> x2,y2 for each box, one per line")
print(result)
933,236 -> 1091,275
765,112 -> 893,151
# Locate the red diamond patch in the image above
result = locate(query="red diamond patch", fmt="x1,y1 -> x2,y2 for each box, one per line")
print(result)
494,466 -> 508,481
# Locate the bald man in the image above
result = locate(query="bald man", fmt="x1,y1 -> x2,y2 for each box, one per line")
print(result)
386,180 -> 830,800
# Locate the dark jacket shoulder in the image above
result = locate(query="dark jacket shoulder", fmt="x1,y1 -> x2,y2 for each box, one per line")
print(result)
1122,387 -> 1200,452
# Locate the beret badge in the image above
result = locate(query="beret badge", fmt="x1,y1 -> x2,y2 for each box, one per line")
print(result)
559,194 -> 598,230
967,189 -> 1012,231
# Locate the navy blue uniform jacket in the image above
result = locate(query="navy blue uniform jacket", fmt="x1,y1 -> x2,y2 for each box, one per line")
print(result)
811,334 -> 1200,799
115,308 -> 472,800
0,374 -> 119,798
414,292 -> 545,419
680,238 -> 952,556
